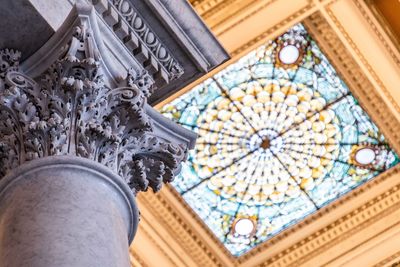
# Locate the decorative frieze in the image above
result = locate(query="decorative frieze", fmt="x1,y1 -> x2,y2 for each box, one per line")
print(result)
113,0 -> 184,78
92,0 -> 184,85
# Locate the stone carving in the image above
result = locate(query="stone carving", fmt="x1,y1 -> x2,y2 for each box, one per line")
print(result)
112,0 -> 184,80
0,23 -> 187,195
127,68 -> 154,97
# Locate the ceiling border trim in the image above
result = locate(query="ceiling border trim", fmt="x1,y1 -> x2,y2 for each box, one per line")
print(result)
259,168 -> 400,266
373,250 -> 400,267
197,0 -> 238,19
189,0 -> 226,15
230,1 -> 315,57
137,191 -> 232,267
213,0 -> 279,35
130,248 -> 149,267
322,0 -> 400,116
354,0 -> 400,69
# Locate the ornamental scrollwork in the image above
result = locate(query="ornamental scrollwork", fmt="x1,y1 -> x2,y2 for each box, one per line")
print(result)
0,23 -> 188,195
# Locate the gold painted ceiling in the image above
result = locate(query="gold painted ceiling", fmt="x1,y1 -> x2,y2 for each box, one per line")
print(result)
130,1 -> 400,266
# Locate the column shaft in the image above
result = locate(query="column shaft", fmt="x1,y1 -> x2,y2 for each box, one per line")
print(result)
0,156 -> 138,267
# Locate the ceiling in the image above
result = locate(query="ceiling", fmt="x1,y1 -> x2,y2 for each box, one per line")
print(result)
159,22 -> 399,257
129,0 -> 400,266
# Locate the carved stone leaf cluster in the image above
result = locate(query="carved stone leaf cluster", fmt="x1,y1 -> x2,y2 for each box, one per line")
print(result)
0,23 -> 187,195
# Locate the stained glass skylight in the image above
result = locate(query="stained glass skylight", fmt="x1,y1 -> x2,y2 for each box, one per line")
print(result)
160,24 -> 399,256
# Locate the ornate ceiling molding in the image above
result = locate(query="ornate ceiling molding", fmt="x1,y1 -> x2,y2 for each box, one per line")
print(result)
135,0 -> 400,266
214,0 -> 278,36
136,188 -> 232,267
189,0 -> 228,16
130,248 -> 149,267
259,168 -> 400,266
205,0 -> 315,53
365,0 -> 400,51
229,2 -> 314,57
321,0 -> 400,117
373,251 -> 400,267
354,0 -> 400,69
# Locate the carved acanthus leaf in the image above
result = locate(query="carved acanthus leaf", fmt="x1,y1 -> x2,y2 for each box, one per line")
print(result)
0,22 -> 188,195
127,68 -> 154,98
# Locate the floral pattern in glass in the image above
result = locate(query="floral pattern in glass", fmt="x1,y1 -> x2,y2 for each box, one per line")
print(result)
160,24 -> 399,256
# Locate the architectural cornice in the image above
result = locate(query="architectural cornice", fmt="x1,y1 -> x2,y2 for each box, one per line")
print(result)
93,0 -> 184,85
4,0 -> 229,106
121,0 -> 229,104
374,251 -> 400,267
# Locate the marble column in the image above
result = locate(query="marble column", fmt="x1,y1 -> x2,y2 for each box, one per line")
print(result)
0,156 -> 138,267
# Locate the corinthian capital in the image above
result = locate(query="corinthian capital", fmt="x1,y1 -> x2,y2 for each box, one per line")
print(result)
0,3 -> 194,195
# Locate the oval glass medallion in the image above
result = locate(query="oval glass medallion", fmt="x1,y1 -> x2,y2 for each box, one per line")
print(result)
355,147 -> 376,165
233,218 -> 255,236
279,45 -> 300,64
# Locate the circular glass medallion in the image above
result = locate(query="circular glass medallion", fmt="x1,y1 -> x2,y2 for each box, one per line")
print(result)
278,45 -> 300,64
355,147 -> 376,165
234,218 -> 255,236
200,82 -> 339,206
